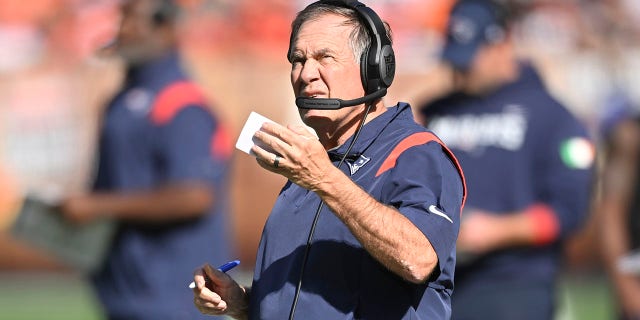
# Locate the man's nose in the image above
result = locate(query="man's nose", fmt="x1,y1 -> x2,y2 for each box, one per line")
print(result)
299,59 -> 321,84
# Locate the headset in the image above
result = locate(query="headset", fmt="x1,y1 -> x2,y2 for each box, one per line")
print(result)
290,0 -> 396,110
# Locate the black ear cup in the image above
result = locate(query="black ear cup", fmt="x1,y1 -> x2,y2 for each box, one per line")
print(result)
351,2 -> 395,95
379,44 -> 395,88
362,42 -> 395,93
360,48 -> 370,93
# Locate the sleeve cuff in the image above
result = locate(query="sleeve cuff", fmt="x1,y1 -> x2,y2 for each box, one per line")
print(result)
526,203 -> 560,245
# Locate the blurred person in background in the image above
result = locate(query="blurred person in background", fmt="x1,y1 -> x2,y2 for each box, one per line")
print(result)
418,0 -> 595,319
598,91 -> 640,320
59,0 -> 234,319
0,0 -> 121,271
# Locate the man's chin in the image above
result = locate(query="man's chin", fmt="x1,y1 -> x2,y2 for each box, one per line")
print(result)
299,110 -> 331,127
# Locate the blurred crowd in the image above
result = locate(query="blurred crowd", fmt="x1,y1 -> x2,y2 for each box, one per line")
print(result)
1,0 -> 640,319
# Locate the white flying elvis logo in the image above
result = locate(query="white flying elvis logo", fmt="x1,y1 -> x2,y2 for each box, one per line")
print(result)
428,205 -> 453,224
346,155 -> 370,175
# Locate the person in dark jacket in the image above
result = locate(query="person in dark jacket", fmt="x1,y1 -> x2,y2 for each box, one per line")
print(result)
60,1 -> 234,318
419,1 -> 595,319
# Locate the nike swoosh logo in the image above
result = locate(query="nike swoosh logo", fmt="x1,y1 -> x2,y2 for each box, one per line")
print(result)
428,205 -> 453,224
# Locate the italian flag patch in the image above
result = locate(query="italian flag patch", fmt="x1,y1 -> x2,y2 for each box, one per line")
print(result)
560,137 -> 594,169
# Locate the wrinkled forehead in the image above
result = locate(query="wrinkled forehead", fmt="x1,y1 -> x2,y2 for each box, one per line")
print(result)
293,13 -> 354,48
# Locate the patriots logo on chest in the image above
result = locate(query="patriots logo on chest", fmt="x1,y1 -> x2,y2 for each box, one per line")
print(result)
346,154 -> 371,175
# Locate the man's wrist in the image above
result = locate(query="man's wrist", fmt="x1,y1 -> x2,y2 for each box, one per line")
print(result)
228,286 -> 251,320
313,166 -> 345,197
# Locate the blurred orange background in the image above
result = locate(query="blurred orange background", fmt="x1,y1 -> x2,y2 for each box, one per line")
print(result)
1,0 -> 640,318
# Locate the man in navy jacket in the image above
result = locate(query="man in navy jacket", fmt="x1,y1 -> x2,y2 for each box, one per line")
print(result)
193,1 -> 466,319
420,1 -> 595,319
60,1 -> 234,318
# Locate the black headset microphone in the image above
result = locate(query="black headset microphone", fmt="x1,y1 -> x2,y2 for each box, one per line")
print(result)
295,88 -> 387,109
287,1 -> 395,319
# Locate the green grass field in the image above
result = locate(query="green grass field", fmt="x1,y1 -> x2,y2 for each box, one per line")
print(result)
0,273 -> 104,320
0,271 -> 616,320
556,273 -> 616,320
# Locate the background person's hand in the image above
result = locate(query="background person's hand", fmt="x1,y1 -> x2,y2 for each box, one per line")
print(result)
457,210 -> 506,255
58,195 -> 98,225
192,264 -> 248,319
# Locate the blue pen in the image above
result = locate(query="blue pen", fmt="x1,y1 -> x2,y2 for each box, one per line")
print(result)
189,260 -> 240,289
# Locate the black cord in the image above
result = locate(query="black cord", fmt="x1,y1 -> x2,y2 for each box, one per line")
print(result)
288,103 -> 374,320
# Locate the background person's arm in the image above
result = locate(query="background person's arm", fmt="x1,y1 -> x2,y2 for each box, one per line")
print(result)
62,105 -> 230,224
458,114 -> 595,254
599,119 -> 640,317
61,182 -> 214,224
456,206 -> 556,255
